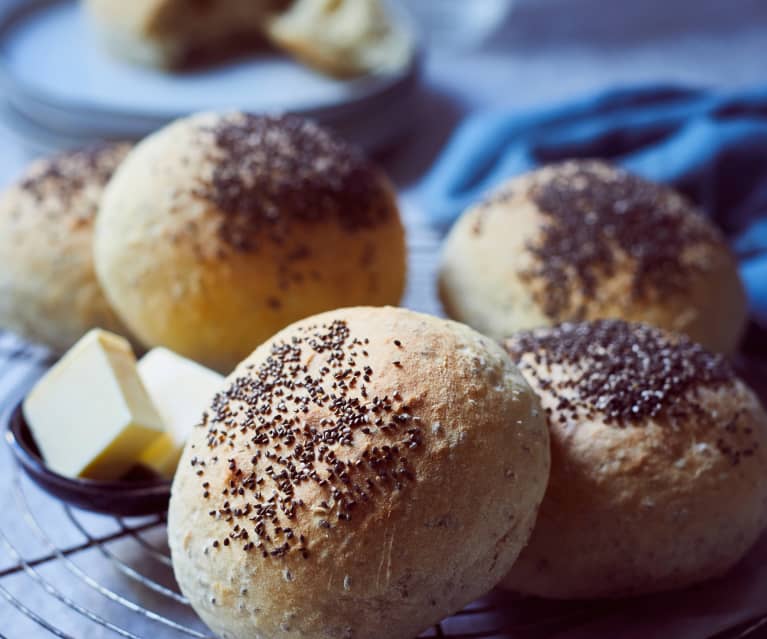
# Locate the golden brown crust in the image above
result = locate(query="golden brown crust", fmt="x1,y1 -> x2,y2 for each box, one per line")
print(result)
94,112 -> 407,372
438,160 -> 748,353
500,320 -> 767,598
168,306 -> 550,638
0,143 -> 134,353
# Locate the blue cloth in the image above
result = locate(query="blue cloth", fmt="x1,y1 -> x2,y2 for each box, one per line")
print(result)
420,85 -> 767,324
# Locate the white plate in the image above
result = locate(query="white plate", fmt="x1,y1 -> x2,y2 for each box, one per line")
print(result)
0,0 -> 421,150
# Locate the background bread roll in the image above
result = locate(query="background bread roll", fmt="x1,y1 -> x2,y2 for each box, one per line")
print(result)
439,160 -> 748,353
501,320 -> 767,599
94,112 -> 406,372
0,143 -> 134,353
168,306 -> 550,639
83,0 -> 276,68
265,0 -> 413,77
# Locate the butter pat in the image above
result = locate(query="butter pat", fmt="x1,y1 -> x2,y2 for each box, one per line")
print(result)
137,348 -> 223,478
23,329 -> 166,480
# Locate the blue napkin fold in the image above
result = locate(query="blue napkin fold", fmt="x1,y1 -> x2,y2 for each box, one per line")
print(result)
420,85 -> 767,324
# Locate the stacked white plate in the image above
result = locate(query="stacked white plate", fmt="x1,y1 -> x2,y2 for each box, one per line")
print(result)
0,0 -> 421,153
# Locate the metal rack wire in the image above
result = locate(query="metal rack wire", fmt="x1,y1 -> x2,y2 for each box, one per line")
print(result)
0,458 -> 588,638
2,228 -> 767,638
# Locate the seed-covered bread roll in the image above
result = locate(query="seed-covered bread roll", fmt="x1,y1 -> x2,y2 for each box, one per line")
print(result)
0,143 -> 134,353
501,320 -> 767,599
439,160 -> 747,353
94,112 -> 406,372
168,306 -> 550,639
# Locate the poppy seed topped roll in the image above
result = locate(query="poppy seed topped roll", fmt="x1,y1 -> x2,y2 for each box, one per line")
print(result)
0,143 -> 134,352
501,319 -> 767,599
439,160 -> 747,352
168,306 -> 550,639
94,112 -> 406,372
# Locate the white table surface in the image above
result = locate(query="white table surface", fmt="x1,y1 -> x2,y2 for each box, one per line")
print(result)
2,1 -> 767,636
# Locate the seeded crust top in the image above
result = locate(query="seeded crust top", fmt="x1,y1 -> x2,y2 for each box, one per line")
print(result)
10,143 -> 131,226
481,160 -> 726,321
191,112 -> 393,253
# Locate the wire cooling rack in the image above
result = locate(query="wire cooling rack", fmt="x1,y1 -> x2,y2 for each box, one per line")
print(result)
2,227 -> 767,638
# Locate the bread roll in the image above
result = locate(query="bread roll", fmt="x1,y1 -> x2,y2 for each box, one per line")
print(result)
439,160 -> 747,353
168,306 -> 550,639
265,0 -> 413,77
501,319 -> 767,598
83,0 -> 275,69
0,143 -> 134,353
94,112 -> 406,372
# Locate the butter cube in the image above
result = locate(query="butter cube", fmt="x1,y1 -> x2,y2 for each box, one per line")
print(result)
137,348 -> 223,477
23,329 -> 166,480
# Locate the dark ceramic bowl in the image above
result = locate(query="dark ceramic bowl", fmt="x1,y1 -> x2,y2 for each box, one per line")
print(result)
4,400 -> 171,516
